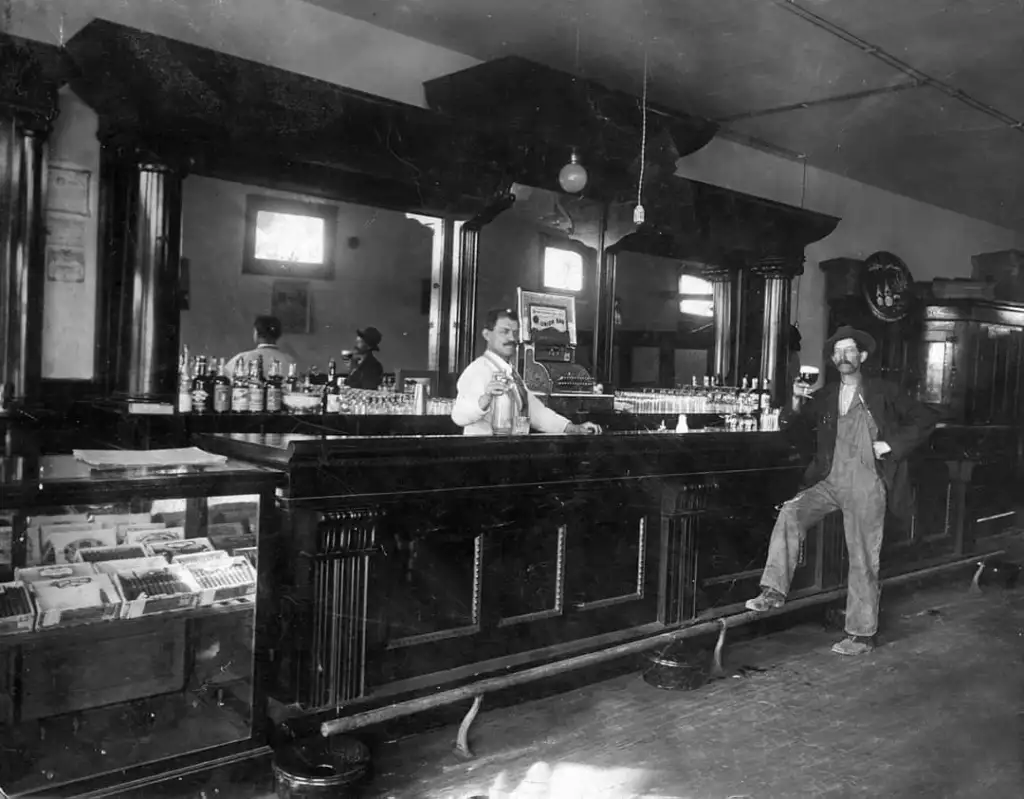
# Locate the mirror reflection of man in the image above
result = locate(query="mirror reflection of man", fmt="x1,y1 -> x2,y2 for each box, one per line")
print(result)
451,308 -> 602,436
744,326 -> 938,656
225,315 -> 297,378
342,327 -> 384,390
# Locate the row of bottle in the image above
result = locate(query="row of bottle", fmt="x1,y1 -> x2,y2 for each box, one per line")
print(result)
179,354 -> 291,414
615,377 -> 772,417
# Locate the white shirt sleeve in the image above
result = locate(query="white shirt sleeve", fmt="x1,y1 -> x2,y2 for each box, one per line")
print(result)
527,391 -> 571,434
451,360 -> 490,427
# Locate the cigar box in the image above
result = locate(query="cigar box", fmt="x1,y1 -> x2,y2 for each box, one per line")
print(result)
16,564 -> 123,629
234,546 -> 258,569
27,515 -> 91,565
44,526 -> 118,564
114,520 -> 164,544
0,581 -> 36,636
74,544 -> 150,564
123,525 -> 185,547
174,550 -> 231,568
147,537 -> 215,561
105,562 -> 202,618
207,522 -> 255,553
0,514 -> 13,572
184,556 -> 257,606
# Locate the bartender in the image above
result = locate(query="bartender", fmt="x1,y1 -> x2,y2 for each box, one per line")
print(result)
342,326 -> 384,390
451,308 -> 602,436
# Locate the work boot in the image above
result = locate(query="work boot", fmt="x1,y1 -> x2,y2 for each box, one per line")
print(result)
744,587 -> 785,612
831,635 -> 875,656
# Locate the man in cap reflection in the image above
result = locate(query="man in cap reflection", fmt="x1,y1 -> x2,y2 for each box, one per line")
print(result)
342,327 -> 384,390
745,325 -> 938,656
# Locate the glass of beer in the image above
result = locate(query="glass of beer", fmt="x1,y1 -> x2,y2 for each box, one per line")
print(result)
797,365 -> 820,385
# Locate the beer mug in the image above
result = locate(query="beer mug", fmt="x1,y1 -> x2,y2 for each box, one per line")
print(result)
797,365 -> 820,385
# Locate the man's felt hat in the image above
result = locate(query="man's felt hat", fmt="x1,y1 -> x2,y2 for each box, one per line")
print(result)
825,325 -> 876,356
357,326 -> 382,351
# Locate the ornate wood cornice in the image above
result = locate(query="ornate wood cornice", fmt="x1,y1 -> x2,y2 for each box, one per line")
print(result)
0,33 -> 68,129
751,254 -> 805,280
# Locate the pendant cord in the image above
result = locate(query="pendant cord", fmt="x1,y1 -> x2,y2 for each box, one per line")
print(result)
635,49 -> 649,220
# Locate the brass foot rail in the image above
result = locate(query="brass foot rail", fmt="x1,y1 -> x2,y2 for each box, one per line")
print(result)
321,551 -> 1003,751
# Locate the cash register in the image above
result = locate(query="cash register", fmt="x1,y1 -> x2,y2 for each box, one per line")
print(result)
516,288 -> 614,417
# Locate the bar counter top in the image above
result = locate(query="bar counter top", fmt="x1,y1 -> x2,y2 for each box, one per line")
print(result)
197,430 -> 805,501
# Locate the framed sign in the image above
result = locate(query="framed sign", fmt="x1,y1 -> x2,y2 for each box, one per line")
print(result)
516,288 -> 577,345
862,251 -> 913,322
270,280 -> 312,334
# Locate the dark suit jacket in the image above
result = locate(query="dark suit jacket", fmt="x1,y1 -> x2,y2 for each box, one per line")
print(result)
344,352 -> 384,390
781,377 -> 939,521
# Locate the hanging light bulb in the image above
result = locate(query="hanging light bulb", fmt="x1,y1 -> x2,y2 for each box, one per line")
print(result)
558,150 -> 588,194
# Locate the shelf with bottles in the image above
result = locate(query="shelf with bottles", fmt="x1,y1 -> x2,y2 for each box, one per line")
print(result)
176,349 -> 455,418
0,493 -> 263,796
614,377 -> 774,416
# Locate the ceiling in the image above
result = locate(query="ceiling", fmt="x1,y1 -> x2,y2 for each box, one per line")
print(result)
302,0 -> 1024,232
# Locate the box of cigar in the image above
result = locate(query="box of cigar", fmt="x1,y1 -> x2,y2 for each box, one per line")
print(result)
101,561 -> 201,619
234,547 -> 258,569
39,524 -> 118,565
0,581 -> 36,636
123,525 -> 185,548
183,556 -> 257,606
174,550 -> 231,568
25,514 -> 90,566
147,537 -> 215,561
74,544 -> 150,564
207,522 -> 256,554
16,564 -> 123,628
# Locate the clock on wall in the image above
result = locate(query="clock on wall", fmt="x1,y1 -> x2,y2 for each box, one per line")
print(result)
861,251 -> 914,322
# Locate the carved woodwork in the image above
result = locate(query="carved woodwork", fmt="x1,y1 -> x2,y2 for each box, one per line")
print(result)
0,34 -> 63,411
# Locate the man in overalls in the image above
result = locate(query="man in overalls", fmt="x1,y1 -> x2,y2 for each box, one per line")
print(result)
745,326 -> 938,655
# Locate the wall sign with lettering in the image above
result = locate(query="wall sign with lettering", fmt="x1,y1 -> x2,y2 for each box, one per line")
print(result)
862,251 -> 914,322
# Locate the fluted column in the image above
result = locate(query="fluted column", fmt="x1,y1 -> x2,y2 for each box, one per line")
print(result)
0,117 -> 48,411
752,255 -> 803,406
99,142 -> 186,398
704,266 -> 735,384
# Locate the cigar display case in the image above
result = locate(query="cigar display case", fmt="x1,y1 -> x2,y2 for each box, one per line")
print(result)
0,454 -> 279,798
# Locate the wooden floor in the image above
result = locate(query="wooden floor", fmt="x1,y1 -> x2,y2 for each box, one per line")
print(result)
131,566 -> 1024,799
365,576 -> 1024,799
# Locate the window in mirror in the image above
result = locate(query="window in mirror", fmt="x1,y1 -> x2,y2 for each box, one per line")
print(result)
543,246 -> 584,292
243,195 -> 338,279
678,274 -> 714,317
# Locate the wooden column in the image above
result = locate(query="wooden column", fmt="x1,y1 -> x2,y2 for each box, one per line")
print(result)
98,141 -> 186,398
0,34 -> 60,412
752,255 -> 803,406
705,266 -> 736,384
0,118 -> 47,411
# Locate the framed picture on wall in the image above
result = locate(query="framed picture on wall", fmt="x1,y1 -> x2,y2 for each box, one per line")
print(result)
271,280 -> 312,334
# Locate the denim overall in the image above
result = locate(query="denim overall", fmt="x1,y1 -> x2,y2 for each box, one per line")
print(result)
760,391 -> 886,637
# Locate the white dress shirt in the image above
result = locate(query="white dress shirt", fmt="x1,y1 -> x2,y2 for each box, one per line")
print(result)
224,344 -> 297,378
451,352 -> 571,436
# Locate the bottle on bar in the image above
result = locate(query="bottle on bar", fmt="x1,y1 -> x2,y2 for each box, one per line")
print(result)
231,359 -> 250,413
323,360 -> 338,413
249,358 -> 266,413
190,356 -> 210,414
212,357 -> 231,413
284,363 -> 299,395
177,348 -> 192,414
325,362 -> 343,414
266,359 -> 284,413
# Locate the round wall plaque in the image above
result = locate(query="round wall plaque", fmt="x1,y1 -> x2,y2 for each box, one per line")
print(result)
862,251 -> 913,322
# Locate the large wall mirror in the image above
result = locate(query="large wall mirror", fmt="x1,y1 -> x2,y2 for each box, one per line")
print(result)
474,185 -> 608,369
178,176 -> 441,382
612,251 -> 716,389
